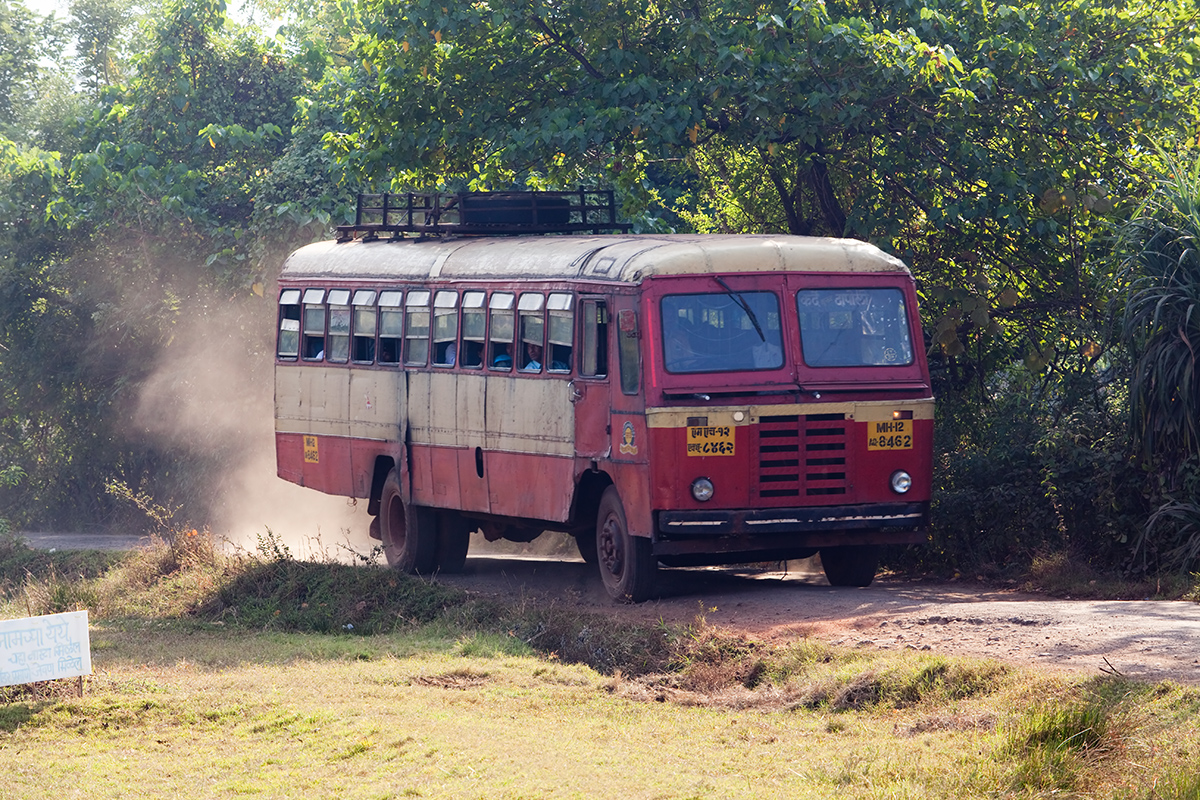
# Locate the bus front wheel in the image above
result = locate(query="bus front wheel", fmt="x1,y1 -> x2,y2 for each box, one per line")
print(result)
596,487 -> 656,602
820,545 -> 880,587
380,468 -> 437,573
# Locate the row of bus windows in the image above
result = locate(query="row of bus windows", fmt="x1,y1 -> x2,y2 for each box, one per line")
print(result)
277,288 -> 610,377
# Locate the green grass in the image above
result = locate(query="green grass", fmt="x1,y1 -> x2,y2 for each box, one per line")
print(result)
0,532 -> 1197,798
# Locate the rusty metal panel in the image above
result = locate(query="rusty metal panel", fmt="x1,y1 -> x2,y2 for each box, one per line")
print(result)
406,371 -> 432,444
274,365 -> 350,438
484,378 -> 574,457
453,373 -> 487,449
348,368 -> 403,442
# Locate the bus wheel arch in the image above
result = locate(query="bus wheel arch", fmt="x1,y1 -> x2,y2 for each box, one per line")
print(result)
595,485 -> 656,602
380,467 -> 436,573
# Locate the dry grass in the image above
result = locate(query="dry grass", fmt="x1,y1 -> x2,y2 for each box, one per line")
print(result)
0,533 -> 1197,797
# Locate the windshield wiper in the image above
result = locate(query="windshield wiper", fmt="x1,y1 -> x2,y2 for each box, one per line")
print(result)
713,276 -> 765,342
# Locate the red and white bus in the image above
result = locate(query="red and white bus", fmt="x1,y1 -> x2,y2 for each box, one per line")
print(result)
274,191 -> 932,601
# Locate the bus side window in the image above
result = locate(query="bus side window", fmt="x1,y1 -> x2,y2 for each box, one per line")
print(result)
277,289 -> 301,359
518,293 -> 545,372
327,289 -> 351,363
302,288 -> 326,360
432,290 -> 459,367
617,308 -> 640,394
547,293 -> 573,372
460,291 -> 486,368
404,290 -> 431,366
488,292 -> 515,371
352,289 -> 377,363
580,299 -> 608,378
377,290 -> 403,365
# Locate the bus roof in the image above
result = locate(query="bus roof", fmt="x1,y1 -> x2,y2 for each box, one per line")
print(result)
280,234 -> 909,285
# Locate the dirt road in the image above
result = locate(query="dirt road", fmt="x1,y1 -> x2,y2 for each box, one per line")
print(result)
435,555 -> 1200,685
22,533 -> 1200,684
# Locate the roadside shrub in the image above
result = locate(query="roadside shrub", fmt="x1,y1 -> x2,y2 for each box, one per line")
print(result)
911,368 -> 1147,578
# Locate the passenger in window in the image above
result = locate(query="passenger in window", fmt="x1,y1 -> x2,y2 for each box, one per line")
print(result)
549,345 -> 571,372
492,344 -> 512,369
522,343 -> 543,371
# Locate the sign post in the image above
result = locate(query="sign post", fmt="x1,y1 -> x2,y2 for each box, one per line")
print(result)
0,611 -> 92,693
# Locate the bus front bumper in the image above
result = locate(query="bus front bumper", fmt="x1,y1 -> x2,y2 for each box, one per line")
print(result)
653,502 -> 928,559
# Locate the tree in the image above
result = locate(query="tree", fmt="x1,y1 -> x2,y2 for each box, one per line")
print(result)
69,0 -> 136,97
0,0 -> 65,136
1120,149 -> 1200,470
1117,148 -> 1200,570
330,0 -> 1200,382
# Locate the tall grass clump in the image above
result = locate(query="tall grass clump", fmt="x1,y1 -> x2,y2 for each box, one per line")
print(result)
993,677 -> 1138,794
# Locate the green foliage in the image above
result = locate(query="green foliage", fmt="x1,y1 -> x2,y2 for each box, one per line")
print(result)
68,0 -> 136,96
0,1 -> 66,134
914,363 -> 1146,576
1117,148 -> 1200,571
1120,149 -> 1200,470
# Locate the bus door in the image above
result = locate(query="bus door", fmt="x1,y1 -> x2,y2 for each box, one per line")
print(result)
572,297 -> 611,459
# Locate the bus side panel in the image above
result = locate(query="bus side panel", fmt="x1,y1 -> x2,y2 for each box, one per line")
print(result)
428,445 -> 463,508
274,432 -> 356,496
456,451 -> 490,513
486,451 -> 574,521
275,364 -> 356,495
482,376 -> 576,519
347,369 -> 404,443
454,372 -> 490,513
607,461 -> 653,538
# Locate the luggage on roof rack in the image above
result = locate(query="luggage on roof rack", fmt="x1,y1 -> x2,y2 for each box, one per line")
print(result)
336,189 -> 629,241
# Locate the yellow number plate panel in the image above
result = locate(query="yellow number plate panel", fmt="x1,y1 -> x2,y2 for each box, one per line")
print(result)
303,435 -> 320,463
687,425 -> 735,457
867,421 -> 912,450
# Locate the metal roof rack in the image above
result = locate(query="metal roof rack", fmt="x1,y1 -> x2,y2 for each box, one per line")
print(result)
336,189 -> 630,241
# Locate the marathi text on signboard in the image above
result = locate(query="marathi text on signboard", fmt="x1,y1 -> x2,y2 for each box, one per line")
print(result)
0,610 -> 91,687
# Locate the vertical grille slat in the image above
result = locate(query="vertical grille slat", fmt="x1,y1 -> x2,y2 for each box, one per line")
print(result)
754,412 -> 849,500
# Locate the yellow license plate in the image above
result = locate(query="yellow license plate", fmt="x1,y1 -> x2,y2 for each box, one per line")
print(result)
687,425 -> 735,456
867,421 -> 912,450
303,435 -> 320,463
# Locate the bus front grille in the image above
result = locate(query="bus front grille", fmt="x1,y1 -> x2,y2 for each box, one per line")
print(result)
755,413 -> 847,500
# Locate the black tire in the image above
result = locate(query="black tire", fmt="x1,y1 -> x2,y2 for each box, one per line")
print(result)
575,530 -> 598,566
435,511 -> 472,574
820,545 -> 881,587
380,468 -> 436,573
595,486 -> 656,602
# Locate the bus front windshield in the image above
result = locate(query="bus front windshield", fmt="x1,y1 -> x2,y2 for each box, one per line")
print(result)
661,292 -> 784,373
797,288 -> 914,367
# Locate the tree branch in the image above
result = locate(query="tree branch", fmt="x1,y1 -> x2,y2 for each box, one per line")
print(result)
529,16 -> 606,81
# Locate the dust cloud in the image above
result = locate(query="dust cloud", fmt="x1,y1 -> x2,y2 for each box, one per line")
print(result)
131,293 -> 377,562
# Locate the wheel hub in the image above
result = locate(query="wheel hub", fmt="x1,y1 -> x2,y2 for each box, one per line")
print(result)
599,515 -> 623,576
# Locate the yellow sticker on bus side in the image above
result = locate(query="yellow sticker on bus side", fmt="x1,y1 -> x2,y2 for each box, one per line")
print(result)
687,425 -> 735,457
867,420 -> 912,450
303,435 -> 319,463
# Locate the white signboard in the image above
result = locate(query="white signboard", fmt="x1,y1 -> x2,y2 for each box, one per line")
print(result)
0,611 -> 91,687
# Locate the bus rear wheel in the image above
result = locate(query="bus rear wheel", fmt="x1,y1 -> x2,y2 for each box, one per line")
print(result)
820,545 -> 880,587
380,468 -> 436,574
435,511 -> 472,574
595,486 -> 656,602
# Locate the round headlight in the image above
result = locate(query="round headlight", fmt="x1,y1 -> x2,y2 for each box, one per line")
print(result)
691,477 -> 715,502
890,470 -> 912,494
